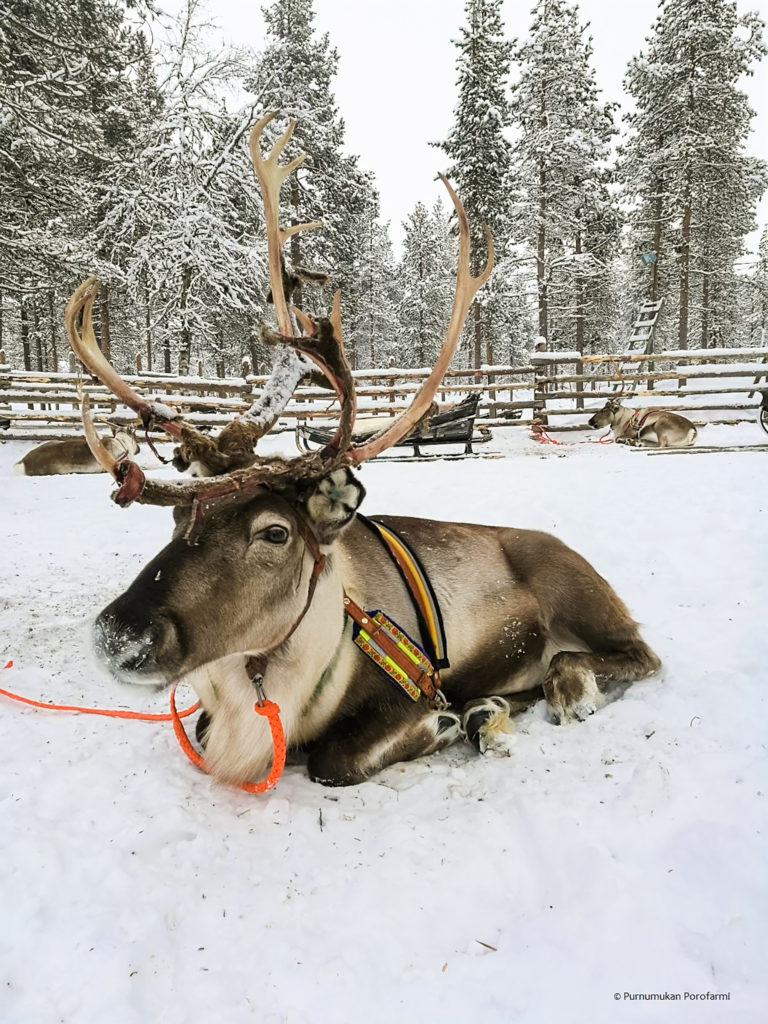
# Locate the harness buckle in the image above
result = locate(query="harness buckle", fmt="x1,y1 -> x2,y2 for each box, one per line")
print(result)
430,688 -> 449,711
251,673 -> 267,706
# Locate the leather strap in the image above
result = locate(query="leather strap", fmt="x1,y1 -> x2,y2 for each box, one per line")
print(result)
343,594 -> 440,703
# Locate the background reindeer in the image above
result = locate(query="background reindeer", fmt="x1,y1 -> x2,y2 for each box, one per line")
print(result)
64,113 -> 661,787
588,395 -> 697,447
14,427 -> 138,476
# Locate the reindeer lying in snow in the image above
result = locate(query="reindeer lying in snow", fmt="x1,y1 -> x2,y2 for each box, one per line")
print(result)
63,114 -> 661,788
589,397 -> 697,448
14,428 -> 139,476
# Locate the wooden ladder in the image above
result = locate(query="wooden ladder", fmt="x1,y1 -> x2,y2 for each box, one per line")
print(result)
615,298 -> 665,393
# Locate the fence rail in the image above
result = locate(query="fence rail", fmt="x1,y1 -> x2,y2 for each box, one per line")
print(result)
1,347 -> 767,442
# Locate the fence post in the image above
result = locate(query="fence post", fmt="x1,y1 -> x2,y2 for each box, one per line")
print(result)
531,350 -> 549,425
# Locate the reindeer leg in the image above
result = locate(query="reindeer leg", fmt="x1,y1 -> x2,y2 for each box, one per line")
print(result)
307,706 -> 463,786
543,642 -> 660,724
637,426 -> 660,447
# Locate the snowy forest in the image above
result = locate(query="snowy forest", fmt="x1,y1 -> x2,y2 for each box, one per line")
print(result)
1,0 -> 767,378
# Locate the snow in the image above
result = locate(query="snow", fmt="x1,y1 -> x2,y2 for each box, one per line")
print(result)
1,423 -> 767,1023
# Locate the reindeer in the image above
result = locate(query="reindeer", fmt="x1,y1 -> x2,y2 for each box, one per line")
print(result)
63,113 -> 661,788
14,427 -> 138,476
588,396 -> 697,448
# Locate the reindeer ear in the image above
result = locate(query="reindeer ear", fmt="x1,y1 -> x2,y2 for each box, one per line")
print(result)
304,467 -> 365,544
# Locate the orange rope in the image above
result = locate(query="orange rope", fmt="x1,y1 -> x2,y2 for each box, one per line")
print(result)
1,661 -> 286,793
169,682 -> 286,794
0,674 -> 199,721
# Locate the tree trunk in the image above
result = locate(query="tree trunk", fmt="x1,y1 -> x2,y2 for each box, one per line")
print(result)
178,265 -> 192,375
537,98 -> 548,343
678,198 -> 691,351
701,273 -> 710,349
472,299 -> 482,369
678,42 -> 695,352
20,297 -> 31,371
537,201 -> 547,342
575,229 -> 585,354
143,274 -> 152,372
249,329 -> 261,375
99,285 -> 112,361
650,179 -> 663,303
34,302 -> 43,371
48,289 -> 58,370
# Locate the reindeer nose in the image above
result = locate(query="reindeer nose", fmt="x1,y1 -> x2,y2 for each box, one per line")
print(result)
93,609 -> 179,681
588,416 -> 597,427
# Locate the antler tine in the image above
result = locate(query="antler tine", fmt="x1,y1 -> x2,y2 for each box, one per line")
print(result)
80,391 -> 119,476
288,289 -> 357,457
66,278 -> 188,440
350,175 -> 494,463
249,112 -> 322,336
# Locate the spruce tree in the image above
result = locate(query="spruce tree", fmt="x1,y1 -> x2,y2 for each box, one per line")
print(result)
510,0 -> 619,352
436,0 -> 514,367
0,0 -> 149,368
622,0 -> 766,349
96,0 -> 268,374
397,200 -> 457,368
253,0 -> 377,312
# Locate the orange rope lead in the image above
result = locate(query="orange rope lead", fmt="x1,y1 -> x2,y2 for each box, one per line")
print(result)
2,661 -> 285,792
0,682 -> 199,720
169,683 -> 286,794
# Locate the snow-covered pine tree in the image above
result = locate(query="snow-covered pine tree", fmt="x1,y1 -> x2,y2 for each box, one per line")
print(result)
622,0 -> 767,349
0,0 -> 150,369
397,199 -> 457,369
96,0 -> 267,374
341,193 -> 399,369
510,0 -> 620,353
435,0 -> 515,367
253,0 -> 377,317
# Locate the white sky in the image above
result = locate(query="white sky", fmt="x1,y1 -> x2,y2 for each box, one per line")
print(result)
166,0 -> 768,256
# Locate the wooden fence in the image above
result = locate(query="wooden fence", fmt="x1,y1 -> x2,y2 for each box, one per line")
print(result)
1,346 -> 767,442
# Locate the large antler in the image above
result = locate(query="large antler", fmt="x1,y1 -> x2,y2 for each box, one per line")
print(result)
349,175 -> 493,463
67,114 -> 492,517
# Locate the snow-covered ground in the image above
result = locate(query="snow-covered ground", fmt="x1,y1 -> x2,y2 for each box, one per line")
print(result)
1,422 -> 767,1024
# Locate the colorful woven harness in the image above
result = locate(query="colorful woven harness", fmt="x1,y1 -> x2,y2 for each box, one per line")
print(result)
343,516 -> 450,708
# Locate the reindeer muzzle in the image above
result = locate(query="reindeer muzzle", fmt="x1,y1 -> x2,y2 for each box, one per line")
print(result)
93,606 -> 182,685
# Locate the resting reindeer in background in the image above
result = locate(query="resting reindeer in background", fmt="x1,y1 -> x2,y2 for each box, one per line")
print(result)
14,427 -> 138,476
589,397 -> 697,448
64,113 -> 661,788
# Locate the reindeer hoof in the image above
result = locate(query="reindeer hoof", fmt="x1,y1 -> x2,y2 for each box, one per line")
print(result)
545,666 -> 601,724
463,697 -> 514,756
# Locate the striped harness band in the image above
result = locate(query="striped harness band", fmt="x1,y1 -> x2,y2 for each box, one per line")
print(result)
343,516 -> 450,709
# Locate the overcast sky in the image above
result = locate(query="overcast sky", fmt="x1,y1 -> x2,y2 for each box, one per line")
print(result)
164,0 -> 768,256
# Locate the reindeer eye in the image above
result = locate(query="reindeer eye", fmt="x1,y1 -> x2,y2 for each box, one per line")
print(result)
263,525 -> 289,545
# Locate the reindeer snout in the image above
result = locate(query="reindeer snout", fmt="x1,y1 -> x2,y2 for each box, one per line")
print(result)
93,607 -> 181,684
588,415 -> 598,428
